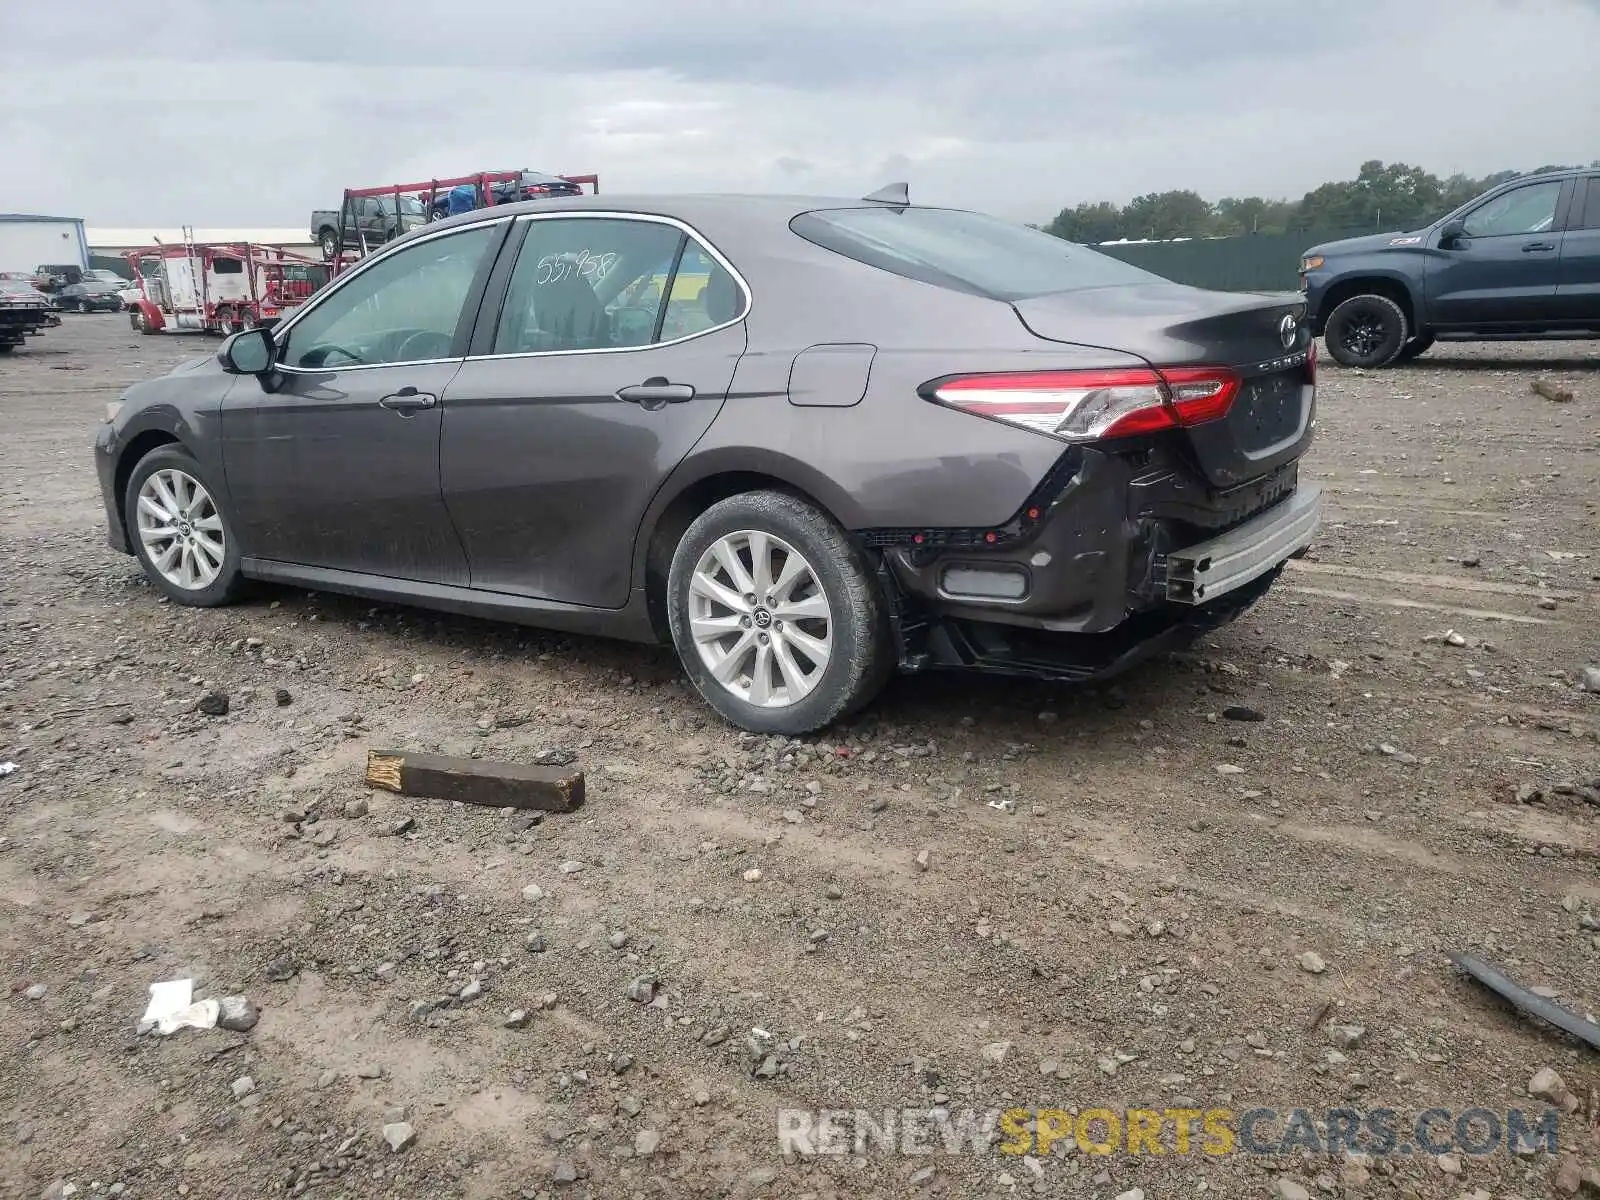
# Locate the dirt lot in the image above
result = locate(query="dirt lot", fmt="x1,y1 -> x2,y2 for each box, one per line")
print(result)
1,316 -> 1597,1200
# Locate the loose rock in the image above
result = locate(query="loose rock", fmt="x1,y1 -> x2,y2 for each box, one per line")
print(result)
1297,951 -> 1327,974
217,996 -> 260,1032
381,1122 -> 416,1153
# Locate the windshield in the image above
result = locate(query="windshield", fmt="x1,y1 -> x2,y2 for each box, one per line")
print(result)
399,197 -> 424,216
0,279 -> 41,293
790,206 -> 1165,302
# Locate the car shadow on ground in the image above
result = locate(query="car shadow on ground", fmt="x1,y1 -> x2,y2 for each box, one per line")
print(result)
1388,351 -> 1600,372
236,577 -> 1206,733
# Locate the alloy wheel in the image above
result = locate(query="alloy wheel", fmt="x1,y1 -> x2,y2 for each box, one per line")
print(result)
1341,315 -> 1386,360
136,468 -> 226,590
687,530 -> 833,708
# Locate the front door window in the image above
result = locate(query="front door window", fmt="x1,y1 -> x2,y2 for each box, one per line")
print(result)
278,224 -> 498,368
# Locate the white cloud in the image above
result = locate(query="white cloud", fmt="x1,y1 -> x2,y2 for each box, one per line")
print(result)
2,0 -> 1595,225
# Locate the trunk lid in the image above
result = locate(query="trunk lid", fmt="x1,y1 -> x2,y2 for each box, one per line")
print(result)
1013,283 -> 1315,489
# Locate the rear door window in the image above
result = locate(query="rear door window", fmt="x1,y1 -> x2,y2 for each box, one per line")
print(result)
789,206 -> 1163,301
490,216 -> 746,354
1575,178 -> 1600,230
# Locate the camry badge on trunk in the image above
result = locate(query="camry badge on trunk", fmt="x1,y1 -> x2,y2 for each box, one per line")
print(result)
1278,313 -> 1297,349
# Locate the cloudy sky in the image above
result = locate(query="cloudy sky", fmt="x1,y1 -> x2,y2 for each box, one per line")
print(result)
4,0 -> 1597,228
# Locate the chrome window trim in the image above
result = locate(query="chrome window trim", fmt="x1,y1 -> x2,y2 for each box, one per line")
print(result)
272,216 -> 509,376
466,209 -> 753,361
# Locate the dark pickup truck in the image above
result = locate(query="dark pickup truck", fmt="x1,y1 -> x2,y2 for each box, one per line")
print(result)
309,195 -> 427,261
1301,168 -> 1600,367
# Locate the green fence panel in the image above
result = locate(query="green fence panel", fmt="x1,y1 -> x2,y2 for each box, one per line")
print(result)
1090,229 -> 1366,293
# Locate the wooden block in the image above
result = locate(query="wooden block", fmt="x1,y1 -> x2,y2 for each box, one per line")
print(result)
1531,378 -> 1574,403
365,749 -> 584,813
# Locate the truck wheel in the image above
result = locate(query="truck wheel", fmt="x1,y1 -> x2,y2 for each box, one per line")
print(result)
1395,333 -> 1436,362
667,490 -> 894,735
1324,294 -> 1408,368
129,309 -> 145,333
319,230 -> 339,260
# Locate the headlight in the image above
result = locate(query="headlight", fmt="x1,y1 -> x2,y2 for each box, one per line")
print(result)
104,401 -> 124,424
1300,255 -> 1325,271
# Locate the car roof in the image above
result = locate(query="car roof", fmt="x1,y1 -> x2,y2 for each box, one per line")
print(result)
423,192 -> 963,234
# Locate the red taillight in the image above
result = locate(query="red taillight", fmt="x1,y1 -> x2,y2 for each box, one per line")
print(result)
928,366 -> 1240,443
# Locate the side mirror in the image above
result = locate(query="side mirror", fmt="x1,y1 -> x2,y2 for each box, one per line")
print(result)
1439,219 -> 1467,245
218,327 -> 276,375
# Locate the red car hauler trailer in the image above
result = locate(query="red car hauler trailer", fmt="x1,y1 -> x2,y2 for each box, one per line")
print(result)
125,235 -> 328,335
324,171 -> 599,275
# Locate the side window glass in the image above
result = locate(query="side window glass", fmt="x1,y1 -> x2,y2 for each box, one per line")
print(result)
492,218 -> 744,354
279,225 -> 496,369
1579,180 -> 1600,231
660,243 -> 744,341
1461,181 -> 1562,238
493,217 -> 683,354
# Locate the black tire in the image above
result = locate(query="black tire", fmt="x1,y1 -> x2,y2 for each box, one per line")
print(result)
124,445 -> 249,608
319,230 -> 339,260
1395,333 -> 1436,362
1324,293 -> 1408,367
667,490 -> 894,734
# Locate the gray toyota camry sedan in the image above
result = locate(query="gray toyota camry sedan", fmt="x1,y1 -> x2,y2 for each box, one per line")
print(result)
94,189 -> 1320,734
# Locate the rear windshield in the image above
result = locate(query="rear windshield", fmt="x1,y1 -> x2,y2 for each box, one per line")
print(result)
789,206 -> 1162,301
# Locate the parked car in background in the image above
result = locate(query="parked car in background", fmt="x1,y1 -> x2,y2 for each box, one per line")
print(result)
55,279 -> 126,312
95,191 -> 1319,734
1301,167 -> 1600,366
34,264 -> 85,293
426,170 -> 584,220
310,195 -> 427,260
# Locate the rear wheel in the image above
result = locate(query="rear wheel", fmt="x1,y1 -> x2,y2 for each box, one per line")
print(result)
319,230 -> 339,260
667,491 -> 894,734
1395,333 -> 1436,362
124,446 -> 248,607
1324,293 -> 1408,367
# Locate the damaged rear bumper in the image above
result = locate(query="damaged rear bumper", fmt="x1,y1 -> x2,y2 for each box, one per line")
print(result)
1164,484 -> 1321,605
878,467 -> 1320,684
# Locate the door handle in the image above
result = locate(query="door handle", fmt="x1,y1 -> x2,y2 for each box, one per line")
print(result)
1521,242 -> 1556,253
615,378 -> 696,408
378,387 -> 437,414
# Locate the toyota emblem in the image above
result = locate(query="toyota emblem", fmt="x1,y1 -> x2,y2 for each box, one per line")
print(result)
1278,313 -> 1298,349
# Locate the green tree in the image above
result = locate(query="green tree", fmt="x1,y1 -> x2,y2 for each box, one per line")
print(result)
1212,196 -> 1296,235
1044,200 -> 1124,244
1120,190 -> 1215,240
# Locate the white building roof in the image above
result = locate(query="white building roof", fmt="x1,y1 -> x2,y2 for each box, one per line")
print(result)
88,228 -> 314,248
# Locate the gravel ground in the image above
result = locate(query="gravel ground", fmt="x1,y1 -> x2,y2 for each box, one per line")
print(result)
1,316 -> 1597,1200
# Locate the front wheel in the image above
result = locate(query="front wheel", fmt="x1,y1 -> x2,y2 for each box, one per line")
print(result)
124,446 -> 248,607
667,491 -> 894,734
1324,293 -> 1408,367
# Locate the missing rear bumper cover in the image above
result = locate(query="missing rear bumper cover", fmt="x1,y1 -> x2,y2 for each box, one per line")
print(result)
1165,485 -> 1322,605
